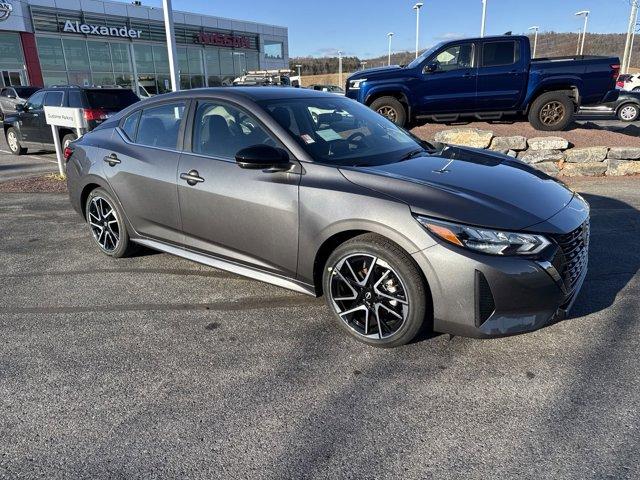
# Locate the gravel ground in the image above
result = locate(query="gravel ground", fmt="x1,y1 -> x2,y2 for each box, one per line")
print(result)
0,178 -> 639,479
412,120 -> 640,148
0,174 -> 67,193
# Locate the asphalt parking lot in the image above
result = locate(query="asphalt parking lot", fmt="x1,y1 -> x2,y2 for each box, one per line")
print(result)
1,169 -> 639,477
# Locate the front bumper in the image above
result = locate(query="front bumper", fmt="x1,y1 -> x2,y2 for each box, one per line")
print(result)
412,240 -> 587,339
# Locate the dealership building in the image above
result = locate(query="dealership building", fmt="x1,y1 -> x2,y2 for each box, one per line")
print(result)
0,0 -> 289,93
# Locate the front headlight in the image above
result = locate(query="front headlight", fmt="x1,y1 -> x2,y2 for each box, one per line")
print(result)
349,78 -> 367,89
416,217 -> 551,256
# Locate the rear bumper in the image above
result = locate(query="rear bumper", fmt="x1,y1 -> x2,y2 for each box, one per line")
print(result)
412,241 -> 587,339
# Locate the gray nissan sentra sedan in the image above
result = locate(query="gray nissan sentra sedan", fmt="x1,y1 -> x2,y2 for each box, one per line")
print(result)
65,88 -> 589,348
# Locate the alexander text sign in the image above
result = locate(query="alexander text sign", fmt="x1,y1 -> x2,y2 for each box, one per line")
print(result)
63,20 -> 143,39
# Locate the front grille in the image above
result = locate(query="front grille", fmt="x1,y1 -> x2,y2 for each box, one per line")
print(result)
552,220 -> 590,294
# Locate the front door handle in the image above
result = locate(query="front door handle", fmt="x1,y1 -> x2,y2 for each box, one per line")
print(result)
180,169 -> 205,186
103,153 -> 121,166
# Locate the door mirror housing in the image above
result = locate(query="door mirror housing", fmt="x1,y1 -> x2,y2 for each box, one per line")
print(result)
14,103 -> 25,112
235,145 -> 290,171
424,61 -> 439,74
6,93 -> 16,99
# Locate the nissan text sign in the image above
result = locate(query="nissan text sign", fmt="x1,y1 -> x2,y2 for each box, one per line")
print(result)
195,32 -> 252,49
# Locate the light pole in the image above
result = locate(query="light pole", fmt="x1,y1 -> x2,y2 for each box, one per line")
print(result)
387,32 -> 394,66
528,26 -> 539,58
361,61 -> 367,70
338,51 -> 343,88
162,0 -> 179,91
575,10 -> 590,56
295,63 -> 302,86
622,1 -> 639,73
413,2 -> 424,59
480,0 -> 487,37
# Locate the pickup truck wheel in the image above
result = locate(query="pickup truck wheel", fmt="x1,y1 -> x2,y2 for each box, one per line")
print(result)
617,103 -> 639,122
6,127 -> 27,155
528,92 -> 574,131
370,97 -> 407,127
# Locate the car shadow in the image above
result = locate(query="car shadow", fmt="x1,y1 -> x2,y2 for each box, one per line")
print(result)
567,192 -> 640,319
569,119 -> 640,136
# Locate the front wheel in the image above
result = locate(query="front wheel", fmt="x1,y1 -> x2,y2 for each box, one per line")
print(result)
369,96 -> 407,127
6,127 -> 27,155
528,92 -> 575,131
617,103 -> 640,122
62,133 -> 77,149
322,233 -> 427,348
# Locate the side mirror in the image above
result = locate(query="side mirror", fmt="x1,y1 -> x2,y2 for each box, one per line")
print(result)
424,62 -> 438,74
15,103 -> 25,112
6,93 -> 16,99
235,145 -> 290,171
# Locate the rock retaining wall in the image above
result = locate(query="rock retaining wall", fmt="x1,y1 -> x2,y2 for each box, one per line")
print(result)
432,128 -> 640,177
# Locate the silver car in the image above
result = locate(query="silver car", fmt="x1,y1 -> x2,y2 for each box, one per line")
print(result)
0,86 -> 40,120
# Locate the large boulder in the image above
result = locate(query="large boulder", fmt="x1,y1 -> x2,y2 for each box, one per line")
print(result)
434,128 -> 494,148
533,162 -> 560,176
490,135 -> 527,151
527,136 -> 570,151
564,147 -> 608,163
606,160 -> 640,176
518,149 -> 565,164
561,162 -> 608,177
607,147 -> 640,160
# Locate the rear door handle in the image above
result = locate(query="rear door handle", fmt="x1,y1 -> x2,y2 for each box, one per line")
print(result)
180,169 -> 205,186
103,153 -> 121,166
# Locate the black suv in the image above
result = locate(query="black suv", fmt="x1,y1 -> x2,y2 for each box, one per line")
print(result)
3,85 -> 140,155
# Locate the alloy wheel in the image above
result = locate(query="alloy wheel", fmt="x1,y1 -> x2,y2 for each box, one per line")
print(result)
88,196 -> 120,253
376,106 -> 398,123
7,130 -> 18,152
539,101 -> 565,126
329,253 -> 409,340
619,105 -> 638,121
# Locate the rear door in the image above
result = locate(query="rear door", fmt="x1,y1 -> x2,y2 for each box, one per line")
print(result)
102,101 -> 186,244
177,99 -> 300,277
414,42 -> 477,114
475,39 -> 527,111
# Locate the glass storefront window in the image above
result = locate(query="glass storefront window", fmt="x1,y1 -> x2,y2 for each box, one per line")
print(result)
188,49 -> 203,74
177,48 -> 189,74
155,74 -> 171,94
42,71 -> 68,87
205,50 -> 221,75
180,74 -> 191,90
246,51 -> 259,71
88,42 -> 112,72
92,72 -> 115,87
191,75 -> 205,88
219,50 -> 234,75
68,71 -> 91,87
0,33 -> 26,70
37,37 -> 66,70
111,43 -> 132,72
133,44 -> 155,73
152,45 -> 169,73
63,39 -> 90,70
233,52 -> 246,74
264,41 -> 283,60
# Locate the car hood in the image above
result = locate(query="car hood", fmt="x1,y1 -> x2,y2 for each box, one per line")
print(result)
348,66 -> 406,80
339,146 -> 577,233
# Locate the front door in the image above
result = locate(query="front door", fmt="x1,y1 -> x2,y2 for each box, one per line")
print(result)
415,42 -> 477,115
102,102 -> 186,245
177,99 -> 300,277
19,90 -> 46,143
475,39 -> 527,111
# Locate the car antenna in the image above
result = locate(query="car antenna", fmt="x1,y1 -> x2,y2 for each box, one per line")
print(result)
433,146 -> 454,174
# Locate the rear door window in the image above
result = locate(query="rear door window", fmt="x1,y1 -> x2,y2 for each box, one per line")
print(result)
85,89 -> 139,111
44,91 -> 64,107
482,41 -> 519,67
136,103 -> 186,149
68,90 -> 84,108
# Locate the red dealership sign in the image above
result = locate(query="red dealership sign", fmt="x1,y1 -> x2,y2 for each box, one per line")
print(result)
195,32 -> 252,49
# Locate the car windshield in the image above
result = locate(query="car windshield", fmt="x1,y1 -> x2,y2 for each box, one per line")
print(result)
406,42 -> 443,69
14,87 -> 40,98
85,89 -> 140,110
258,96 -> 424,167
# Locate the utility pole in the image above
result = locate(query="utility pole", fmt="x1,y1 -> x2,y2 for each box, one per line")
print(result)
338,51 -> 343,87
413,3 -> 424,59
480,0 -> 487,37
162,0 -> 179,91
622,0 -> 639,73
528,26 -> 539,58
387,32 -> 394,66
575,10 -> 590,56
295,64 -> 302,86
361,61 -> 367,70
576,29 -> 581,55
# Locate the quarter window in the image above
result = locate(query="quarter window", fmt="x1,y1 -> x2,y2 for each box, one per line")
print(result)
136,103 -> 186,149
44,91 -> 64,107
121,110 -> 141,142
430,44 -> 474,72
192,101 -> 278,159
482,41 -> 519,67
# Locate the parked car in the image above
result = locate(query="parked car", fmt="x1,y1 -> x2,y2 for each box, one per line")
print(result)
346,35 -> 620,131
308,84 -> 345,95
616,73 -> 640,92
0,86 -> 41,120
65,88 -> 590,348
3,85 -> 140,155
579,91 -> 640,122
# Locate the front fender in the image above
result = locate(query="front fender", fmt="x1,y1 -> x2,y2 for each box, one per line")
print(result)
363,82 -> 417,107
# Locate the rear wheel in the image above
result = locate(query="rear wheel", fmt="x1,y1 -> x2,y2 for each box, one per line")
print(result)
85,188 -> 137,258
633,87 -> 640,92
62,133 -> 77,149
528,91 -> 575,131
617,103 -> 640,122
6,127 -> 27,155
369,96 -> 407,127
322,233 -> 427,348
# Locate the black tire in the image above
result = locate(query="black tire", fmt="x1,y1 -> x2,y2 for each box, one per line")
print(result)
633,87 -> 640,92
617,103 -> 640,122
528,91 -> 575,131
84,187 -> 137,258
322,233 -> 427,348
5,127 -> 27,155
369,96 -> 407,127
61,132 -> 77,149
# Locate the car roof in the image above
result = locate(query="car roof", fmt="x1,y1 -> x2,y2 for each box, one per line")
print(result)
145,86 -> 336,103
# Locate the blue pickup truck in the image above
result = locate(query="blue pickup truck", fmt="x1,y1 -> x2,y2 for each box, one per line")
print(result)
345,35 -> 620,131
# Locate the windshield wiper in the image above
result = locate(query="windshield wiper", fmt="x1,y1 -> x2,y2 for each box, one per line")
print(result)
398,149 -> 426,161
